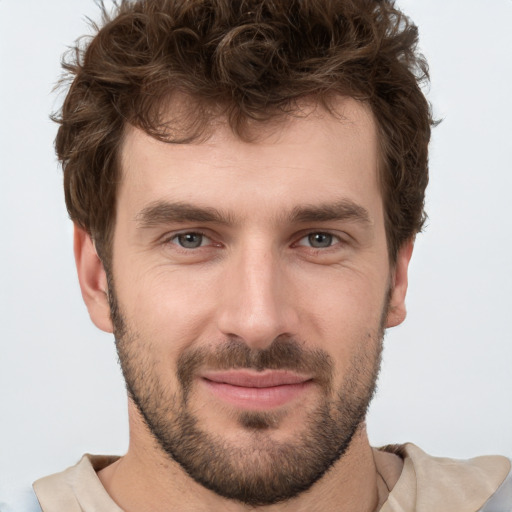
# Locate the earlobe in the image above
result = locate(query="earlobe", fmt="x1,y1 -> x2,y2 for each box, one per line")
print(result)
74,225 -> 113,333
386,239 -> 414,328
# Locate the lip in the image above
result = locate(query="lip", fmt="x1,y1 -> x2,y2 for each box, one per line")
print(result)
200,370 -> 314,410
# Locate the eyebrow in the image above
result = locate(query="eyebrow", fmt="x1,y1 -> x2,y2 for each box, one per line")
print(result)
136,201 -> 234,228
289,200 -> 371,225
135,199 -> 371,228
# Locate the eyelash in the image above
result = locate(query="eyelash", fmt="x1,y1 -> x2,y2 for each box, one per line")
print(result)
294,232 -> 343,249
166,231 -> 214,249
163,230 -> 345,252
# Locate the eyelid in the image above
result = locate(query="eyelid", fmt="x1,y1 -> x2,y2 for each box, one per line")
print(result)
293,230 -> 344,248
169,231 -> 211,247
158,228 -> 349,251
160,229 -> 224,251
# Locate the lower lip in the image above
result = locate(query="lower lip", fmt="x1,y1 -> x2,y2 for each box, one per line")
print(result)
201,379 -> 313,410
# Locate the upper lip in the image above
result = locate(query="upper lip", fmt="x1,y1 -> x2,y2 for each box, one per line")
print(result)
201,370 -> 312,388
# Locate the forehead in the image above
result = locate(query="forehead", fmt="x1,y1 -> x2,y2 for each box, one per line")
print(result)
118,98 -> 381,222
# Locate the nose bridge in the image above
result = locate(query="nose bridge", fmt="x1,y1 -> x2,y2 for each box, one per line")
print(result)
216,236 -> 297,348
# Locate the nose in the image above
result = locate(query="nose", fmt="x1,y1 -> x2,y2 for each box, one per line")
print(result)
216,241 -> 299,350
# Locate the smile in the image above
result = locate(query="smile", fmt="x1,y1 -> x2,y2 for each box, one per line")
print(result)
200,370 -> 314,410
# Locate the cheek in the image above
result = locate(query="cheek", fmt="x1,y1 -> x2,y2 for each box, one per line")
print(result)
296,268 -> 388,364
116,263 -> 222,355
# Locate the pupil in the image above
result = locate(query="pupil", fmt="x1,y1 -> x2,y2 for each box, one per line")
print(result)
179,233 -> 202,248
309,233 -> 332,248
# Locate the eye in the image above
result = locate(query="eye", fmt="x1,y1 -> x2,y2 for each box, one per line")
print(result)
171,232 -> 210,249
297,232 -> 339,249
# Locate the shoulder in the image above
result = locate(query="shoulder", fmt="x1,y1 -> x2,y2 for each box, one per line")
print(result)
379,443 -> 512,512
33,454 -> 121,512
479,465 -> 512,512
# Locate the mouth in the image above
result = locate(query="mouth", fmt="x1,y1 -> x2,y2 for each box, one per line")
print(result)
200,370 -> 314,410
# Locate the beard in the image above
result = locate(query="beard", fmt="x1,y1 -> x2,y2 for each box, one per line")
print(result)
109,280 -> 386,507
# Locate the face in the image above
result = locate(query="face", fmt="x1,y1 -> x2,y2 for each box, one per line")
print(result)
78,98 -> 411,506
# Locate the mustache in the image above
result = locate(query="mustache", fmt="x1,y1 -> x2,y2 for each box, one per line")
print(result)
177,336 -> 334,392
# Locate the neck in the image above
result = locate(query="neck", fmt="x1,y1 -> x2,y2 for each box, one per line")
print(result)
98,411 -> 397,512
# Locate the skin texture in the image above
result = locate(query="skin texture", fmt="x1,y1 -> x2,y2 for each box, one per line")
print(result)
75,98 -> 411,511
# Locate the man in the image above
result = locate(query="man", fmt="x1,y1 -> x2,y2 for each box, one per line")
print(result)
30,0 -> 511,510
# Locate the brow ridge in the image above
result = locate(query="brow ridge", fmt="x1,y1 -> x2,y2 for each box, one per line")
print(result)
135,199 -> 371,229
289,200 -> 371,224
136,201 -> 234,228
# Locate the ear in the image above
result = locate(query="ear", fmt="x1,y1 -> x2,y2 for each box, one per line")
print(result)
386,239 -> 414,328
74,225 -> 113,333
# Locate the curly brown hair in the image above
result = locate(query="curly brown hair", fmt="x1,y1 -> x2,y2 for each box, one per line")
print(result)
54,0 -> 433,269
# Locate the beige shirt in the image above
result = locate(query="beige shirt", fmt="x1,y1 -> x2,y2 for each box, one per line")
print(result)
33,444 -> 511,512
